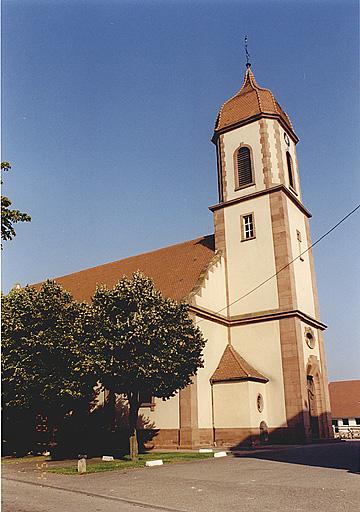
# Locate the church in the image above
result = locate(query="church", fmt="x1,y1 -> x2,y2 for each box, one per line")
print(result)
50,64 -> 333,448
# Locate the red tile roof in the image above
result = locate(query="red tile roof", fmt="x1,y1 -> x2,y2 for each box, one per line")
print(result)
36,235 -> 215,304
211,345 -> 268,384
329,380 -> 360,419
214,66 -> 297,141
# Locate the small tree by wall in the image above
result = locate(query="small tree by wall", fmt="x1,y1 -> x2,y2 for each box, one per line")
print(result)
91,271 -> 206,460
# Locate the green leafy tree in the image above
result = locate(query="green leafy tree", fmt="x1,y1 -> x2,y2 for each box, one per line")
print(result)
1,162 -> 31,244
91,271 -> 206,460
1,281 -> 98,454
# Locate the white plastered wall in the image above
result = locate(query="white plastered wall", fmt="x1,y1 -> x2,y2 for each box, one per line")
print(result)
193,257 -> 229,429
213,382 -> 251,428
139,394 -> 179,429
194,256 -> 227,312
221,119 -> 301,199
213,380 -> 269,429
248,382 -> 269,428
224,195 -> 279,316
286,200 -> 316,318
139,261 -> 228,432
212,378 -> 272,429
231,321 -> 287,427
196,318 -> 228,429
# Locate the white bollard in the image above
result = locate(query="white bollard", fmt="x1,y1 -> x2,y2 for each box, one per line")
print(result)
199,448 -> 213,453
78,456 -> 87,473
145,459 -> 163,467
102,455 -> 114,461
214,451 -> 227,458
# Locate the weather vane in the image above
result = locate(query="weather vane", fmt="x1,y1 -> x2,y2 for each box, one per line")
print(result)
245,35 -> 251,68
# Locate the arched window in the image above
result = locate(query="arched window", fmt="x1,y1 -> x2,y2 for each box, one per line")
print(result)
286,151 -> 295,190
236,146 -> 253,188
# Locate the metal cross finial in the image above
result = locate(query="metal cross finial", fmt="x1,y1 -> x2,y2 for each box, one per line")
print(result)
245,35 -> 251,68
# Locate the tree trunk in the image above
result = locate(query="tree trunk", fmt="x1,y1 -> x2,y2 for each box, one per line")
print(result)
128,392 -> 139,461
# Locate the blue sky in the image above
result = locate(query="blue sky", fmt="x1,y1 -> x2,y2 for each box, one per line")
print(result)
2,0 -> 359,381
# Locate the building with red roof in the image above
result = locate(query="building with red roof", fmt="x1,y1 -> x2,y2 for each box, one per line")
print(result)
35,63 -> 333,447
329,380 -> 360,438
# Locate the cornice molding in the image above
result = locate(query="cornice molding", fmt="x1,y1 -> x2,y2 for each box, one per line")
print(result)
208,184 -> 312,218
188,304 -> 327,331
211,113 -> 299,145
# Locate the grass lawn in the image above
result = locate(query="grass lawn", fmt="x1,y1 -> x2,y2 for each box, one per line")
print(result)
2,455 -> 51,464
47,452 -> 215,475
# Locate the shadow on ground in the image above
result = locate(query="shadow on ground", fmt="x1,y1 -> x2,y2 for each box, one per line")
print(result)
233,440 -> 360,474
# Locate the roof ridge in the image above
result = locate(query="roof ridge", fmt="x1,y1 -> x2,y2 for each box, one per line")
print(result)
215,67 -> 255,130
245,67 -> 275,98
255,88 -> 263,112
272,97 -> 294,130
239,67 -> 255,93
248,71 -> 280,114
228,345 -> 251,377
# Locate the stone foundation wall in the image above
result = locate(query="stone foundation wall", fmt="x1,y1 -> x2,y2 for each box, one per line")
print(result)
140,425 -> 313,450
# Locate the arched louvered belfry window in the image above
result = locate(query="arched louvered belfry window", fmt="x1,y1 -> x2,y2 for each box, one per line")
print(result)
286,151 -> 295,190
236,146 -> 253,188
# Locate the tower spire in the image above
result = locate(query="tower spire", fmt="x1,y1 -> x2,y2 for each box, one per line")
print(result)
244,35 -> 251,68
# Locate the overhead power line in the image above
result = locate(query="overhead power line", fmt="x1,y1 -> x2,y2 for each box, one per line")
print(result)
195,202 -> 360,324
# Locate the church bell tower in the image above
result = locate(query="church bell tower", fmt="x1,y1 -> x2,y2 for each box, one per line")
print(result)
210,64 -> 332,441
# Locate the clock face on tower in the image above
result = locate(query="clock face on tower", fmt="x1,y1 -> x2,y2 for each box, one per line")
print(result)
284,132 -> 290,147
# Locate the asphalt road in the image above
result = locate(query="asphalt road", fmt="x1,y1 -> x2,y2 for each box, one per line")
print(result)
2,441 -> 360,512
